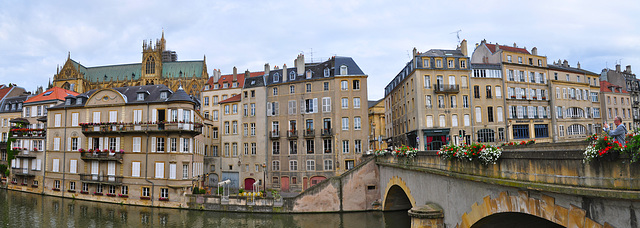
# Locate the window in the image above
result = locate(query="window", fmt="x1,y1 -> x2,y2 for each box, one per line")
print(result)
460,60 -> 466,68
137,93 -> 144,101
169,138 -> 176,152
475,107 -> 482,122
448,59 -> 454,68
324,82 -> 329,91
486,86 -> 492,98
161,188 -> 168,199
341,80 -> 348,90
155,162 -> 164,178
518,56 -> 522,64
232,104 -> 238,114
534,124 -> 549,138
567,124 -> 586,136
324,160 -> 333,170
71,113 -> 79,127
71,137 -> 78,151
354,117 -> 361,130
322,97 -> 331,112
289,160 -> 298,171
474,86 -> 480,98
342,140 -> 349,153
353,98 -> 360,108
497,107 -> 504,122
232,143 -> 237,156
132,162 -> 140,177
156,137 -> 165,152
345,160 -> 355,170
306,160 -> 315,171
183,164 -> 189,179
340,65 -> 348,75
272,141 -> 280,154
341,98 -> 348,109
477,129 -> 495,143
290,85 -> 295,94
439,115 -> 445,127
289,141 -> 297,154
232,121 -> 238,134
436,59 -> 442,68
426,115 -> 433,128
438,95 -> 444,108
204,97 -> 209,106
507,55 -> 512,62
353,80 -> 360,90
424,75 -> 431,88
306,83 -> 312,92
487,107 -> 494,122
463,96 -> 469,108
495,86 -> 502,98
213,96 -> 219,105
224,105 -> 230,114
244,143 -> 249,155
142,187 -> 150,197
184,138 -> 191,153
342,117 -> 349,130
324,139 -> 332,153
354,140 -> 362,153
54,114 -> 61,127
272,161 -> 280,171
289,71 -> 296,81
513,125 -> 530,139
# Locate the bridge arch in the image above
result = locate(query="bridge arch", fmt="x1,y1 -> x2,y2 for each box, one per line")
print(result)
458,191 -> 610,228
382,176 -> 415,211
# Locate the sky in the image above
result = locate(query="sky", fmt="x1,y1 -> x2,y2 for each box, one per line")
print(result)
1,0 -> 639,101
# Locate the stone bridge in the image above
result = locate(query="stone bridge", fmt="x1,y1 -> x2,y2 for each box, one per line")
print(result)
293,141 -> 639,228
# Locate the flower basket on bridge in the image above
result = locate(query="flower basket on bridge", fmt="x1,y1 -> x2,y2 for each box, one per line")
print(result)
437,143 -> 502,165
584,132 -> 640,163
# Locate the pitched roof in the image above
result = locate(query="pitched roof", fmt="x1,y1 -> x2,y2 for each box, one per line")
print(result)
0,95 -> 32,113
548,64 -> 599,75
207,71 -> 264,90
166,87 -> 193,102
24,87 -> 79,104
600,80 -> 628,93
368,99 -> 383,109
484,43 -> 530,55
219,94 -> 241,104
71,59 -> 205,83
0,86 -> 14,101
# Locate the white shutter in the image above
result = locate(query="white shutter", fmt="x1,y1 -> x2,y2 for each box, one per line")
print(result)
98,137 -> 104,150
67,138 -> 71,152
31,159 -> 37,170
267,103 -> 272,116
22,159 -> 28,171
155,163 -> 164,178
133,137 -> 141,152
115,137 -> 120,151
497,107 -> 504,122
54,138 -> 60,151
300,100 -> 305,113
70,160 -> 77,173
88,137 -> 92,150
132,162 -> 140,177
178,109 -> 183,121
151,137 -> 156,152
190,110 -> 194,123
36,159 -> 42,170
108,161 -> 115,176
180,138 -> 184,152
52,159 -> 59,172
78,137 -> 82,151
313,98 -> 318,113
91,161 -> 99,174
152,109 -> 157,123
169,163 -> 176,179
274,102 -> 279,115
189,138 -> 193,153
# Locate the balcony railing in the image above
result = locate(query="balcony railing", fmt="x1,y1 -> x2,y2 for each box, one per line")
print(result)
79,174 -> 123,185
287,130 -> 298,139
434,84 -> 460,93
81,122 -> 202,135
12,168 -> 37,177
304,129 -> 315,138
15,150 -> 37,159
270,131 -> 280,139
10,129 -> 45,139
80,151 -> 123,163
321,128 -> 333,137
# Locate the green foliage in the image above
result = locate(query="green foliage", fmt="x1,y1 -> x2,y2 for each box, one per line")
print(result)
217,187 -> 224,194
238,189 -> 244,194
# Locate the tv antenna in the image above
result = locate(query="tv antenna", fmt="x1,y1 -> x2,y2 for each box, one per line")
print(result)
450,29 -> 462,43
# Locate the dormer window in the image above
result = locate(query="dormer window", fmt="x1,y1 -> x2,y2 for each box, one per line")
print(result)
306,70 -> 312,79
76,98 -> 82,105
324,68 -> 330,77
289,71 -> 296,81
223,83 -> 229,88
340,65 -> 348,75
137,93 -> 145,101
65,99 -> 71,105
233,82 -> 238,88
17,103 -> 21,110
214,84 -> 219,89
5,104 -> 9,110
160,92 -> 168,99
11,104 -> 16,110
204,85 -> 210,90
273,73 -> 280,83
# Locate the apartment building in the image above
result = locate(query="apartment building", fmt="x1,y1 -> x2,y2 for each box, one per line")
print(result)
469,63 -> 506,145
265,55 -> 368,192
600,81 -> 633,130
384,41 -> 472,150
368,99 -> 387,150
8,87 -> 78,192
240,75 -> 267,191
471,40 -> 552,143
44,85 -> 204,207
601,64 -> 639,130
548,60 -> 602,141
0,92 -> 32,166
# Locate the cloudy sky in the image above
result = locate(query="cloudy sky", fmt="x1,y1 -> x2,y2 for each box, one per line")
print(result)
1,0 -> 639,100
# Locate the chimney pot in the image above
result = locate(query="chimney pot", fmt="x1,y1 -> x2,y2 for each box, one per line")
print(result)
233,67 -> 237,82
616,64 -> 621,72
626,65 -> 632,73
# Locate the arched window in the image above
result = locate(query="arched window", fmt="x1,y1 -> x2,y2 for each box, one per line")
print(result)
289,71 -> 296,81
340,65 -> 348,75
273,73 -> 280,83
567,124 -> 586,135
145,56 -> 155,74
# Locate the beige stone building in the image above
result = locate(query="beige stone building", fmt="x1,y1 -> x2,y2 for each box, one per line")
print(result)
469,63 -> 506,145
240,75 -> 268,191
471,40 -> 552,143
384,41 -> 472,150
8,87 -> 77,192
600,81 -> 633,130
265,55 -> 368,192
367,99 -> 387,150
0,86 -> 31,167
44,85 -> 204,207
548,60 -> 602,141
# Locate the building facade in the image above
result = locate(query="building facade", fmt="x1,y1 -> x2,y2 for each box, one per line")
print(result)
52,32 -> 209,97
384,41 -> 472,150
601,64 -> 639,130
600,81 -> 633,130
368,99 -> 387,150
469,63 -> 506,145
43,85 -> 204,207
265,55 -> 368,192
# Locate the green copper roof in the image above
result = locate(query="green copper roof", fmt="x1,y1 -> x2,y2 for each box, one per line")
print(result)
71,60 -> 204,83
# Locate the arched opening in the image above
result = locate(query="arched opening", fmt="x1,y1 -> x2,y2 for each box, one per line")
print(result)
61,82 -> 70,90
383,185 -> 412,211
471,212 -> 564,228
309,176 -> 326,187
244,178 -> 255,191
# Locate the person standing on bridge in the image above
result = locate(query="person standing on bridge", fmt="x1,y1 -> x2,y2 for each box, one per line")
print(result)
604,116 -> 627,147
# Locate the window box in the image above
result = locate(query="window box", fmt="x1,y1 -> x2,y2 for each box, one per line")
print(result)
542,97 -> 546,100
52,188 -> 60,191
67,189 -> 76,193
510,96 -> 516,99
80,191 -> 89,194
21,183 -> 28,186
10,181 -> 17,184
532,97 -> 537,100
118,194 -> 128,198
106,193 -> 116,197
31,184 -> 38,188
159,197 -> 169,201
93,192 -> 103,196
140,196 -> 151,200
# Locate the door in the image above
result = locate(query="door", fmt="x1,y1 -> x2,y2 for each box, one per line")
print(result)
158,109 -> 166,130
310,176 -> 327,187
221,172 -> 240,192
244,178 -> 255,191
303,177 -> 308,190
280,176 -> 290,192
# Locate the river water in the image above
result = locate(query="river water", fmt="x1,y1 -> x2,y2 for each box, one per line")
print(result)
0,189 -> 409,228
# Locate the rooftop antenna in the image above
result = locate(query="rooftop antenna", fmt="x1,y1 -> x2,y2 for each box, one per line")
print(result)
309,48 -> 314,63
450,29 -> 462,43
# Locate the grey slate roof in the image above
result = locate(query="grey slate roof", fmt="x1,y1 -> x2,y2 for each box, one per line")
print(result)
471,63 -> 502,70
166,87 -> 192,102
244,75 -> 266,89
71,59 -> 205,83
548,64 -> 599,75
0,95 -> 31,113
51,84 -> 197,109
265,56 -> 365,86
368,99 -> 383,109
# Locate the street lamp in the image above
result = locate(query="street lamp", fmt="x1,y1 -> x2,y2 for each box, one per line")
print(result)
262,163 -> 266,191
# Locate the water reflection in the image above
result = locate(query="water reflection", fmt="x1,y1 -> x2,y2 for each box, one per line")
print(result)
0,189 -> 409,227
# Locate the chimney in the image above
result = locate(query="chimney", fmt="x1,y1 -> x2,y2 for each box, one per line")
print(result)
264,63 -> 270,76
495,43 -> 500,52
282,64 -> 288,82
616,64 -> 621,72
626,65 -> 632,73
412,47 -> 418,57
245,70 -> 250,80
562,60 -> 569,67
531,47 -> 537,55
460,39 -> 468,56
233,67 -> 237,82
577,62 -> 581,69
296,54 -> 305,76
513,42 -> 517,47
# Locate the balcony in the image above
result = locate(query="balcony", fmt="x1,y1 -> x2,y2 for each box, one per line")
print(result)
304,129 -> 315,138
80,151 -> 123,163
79,174 -> 123,185
434,84 -> 460,93
270,130 -> 280,139
15,150 -> 37,159
287,130 -> 298,139
10,128 -> 45,139
81,122 -> 203,136
321,128 -> 333,137
12,168 -> 36,177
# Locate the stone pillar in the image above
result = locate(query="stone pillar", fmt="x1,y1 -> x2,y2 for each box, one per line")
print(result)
408,203 -> 444,228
